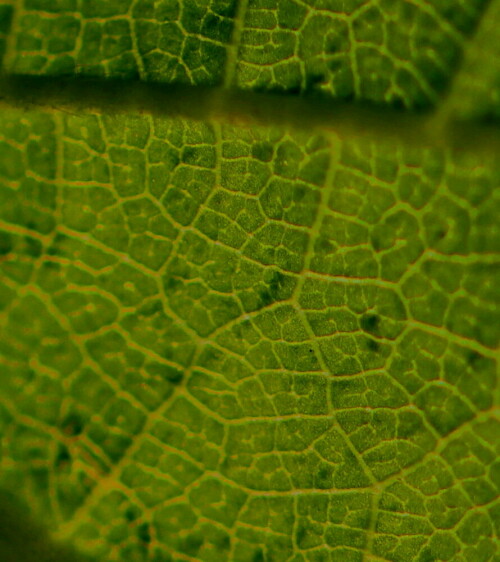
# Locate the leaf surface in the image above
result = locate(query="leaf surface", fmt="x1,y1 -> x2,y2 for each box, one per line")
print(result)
0,1 -> 499,562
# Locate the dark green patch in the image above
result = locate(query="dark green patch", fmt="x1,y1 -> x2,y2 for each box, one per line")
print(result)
43,261 -> 61,270
317,467 -> 331,487
285,84 -> 301,95
366,338 -> 380,352
252,548 -> 265,562
138,299 -> 163,317
61,413 -> 84,436
258,270 -> 289,307
216,534 -> 230,550
0,5 -> 13,35
47,233 -> 69,256
164,275 -> 183,292
426,226 -> 447,246
0,232 -> 12,256
55,444 -> 70,468
467,350 -> 482,366
328,59 -> 344,73
137,523 -> 151,543
258,288 -> 274,307
182,532 -> 203,556
360,314 -> 379,335
305,72 -> 325,91
296,525 -> 307,548
125,508 -> 138,522
164,366 -> 183,384
23,236 -> 42,258
252,141 -> 274,162
269,270 -> 286,294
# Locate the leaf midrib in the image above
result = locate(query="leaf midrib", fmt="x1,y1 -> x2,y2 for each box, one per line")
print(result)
0,73 -> 499,156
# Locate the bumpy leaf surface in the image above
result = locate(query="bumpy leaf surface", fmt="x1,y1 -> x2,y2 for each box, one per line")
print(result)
0,1 -> 498,562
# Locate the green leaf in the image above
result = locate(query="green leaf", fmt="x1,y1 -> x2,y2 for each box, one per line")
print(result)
0,1 -> 499,562
3,0 -> 499,109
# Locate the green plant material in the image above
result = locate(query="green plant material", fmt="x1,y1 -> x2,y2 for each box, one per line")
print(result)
0,1 -> 499,562
3,0 -> 499,110
4,0 -> 237,84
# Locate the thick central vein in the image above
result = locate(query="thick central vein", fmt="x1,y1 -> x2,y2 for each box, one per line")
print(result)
0,73 -> 499,156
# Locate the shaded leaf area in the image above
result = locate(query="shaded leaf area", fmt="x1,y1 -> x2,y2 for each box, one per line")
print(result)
0,108 -> 498,561
0,490 -> 93,562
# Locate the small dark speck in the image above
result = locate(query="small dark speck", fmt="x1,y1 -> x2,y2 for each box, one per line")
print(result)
434,229 -> 447,241
366,338 -> 380,352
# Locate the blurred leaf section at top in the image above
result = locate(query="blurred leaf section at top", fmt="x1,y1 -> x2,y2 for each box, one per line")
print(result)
2,0 -> 238,85
0,0 -> 495,111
